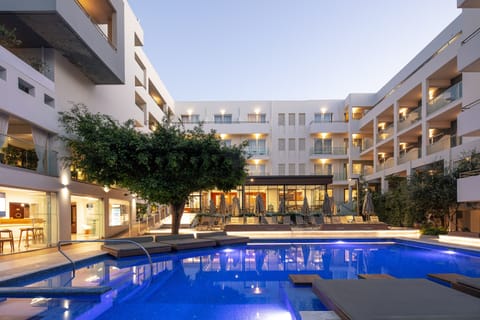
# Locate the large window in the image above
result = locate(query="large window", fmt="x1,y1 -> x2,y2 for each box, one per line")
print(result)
314,163 -> 332,175
278,113 -> 285,126
288,113 -> 295,126
299,113 -> 306,126
314,139 -> 332,154
248,164 -> 266,175
247,139 -> 266,155
314,113 -> 333,122
278,138 -> 285,151
288,163 -> 296,175
247,113 -> 266,123
214,114 -> 232,123
299,138 -> 306,151
288,138 -> 295,151
278,164 -> 285,175
109,199 -> 130,227
181,114 -> 200,123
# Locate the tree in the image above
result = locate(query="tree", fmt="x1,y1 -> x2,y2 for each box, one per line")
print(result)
59,105 -> 248,234
409,162 -> 458,230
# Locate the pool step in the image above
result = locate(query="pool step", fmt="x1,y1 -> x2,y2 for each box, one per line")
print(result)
300,311 -> 340,320
0,286 -> 111,298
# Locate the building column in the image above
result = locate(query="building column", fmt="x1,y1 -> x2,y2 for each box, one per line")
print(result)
393,100 -> 399,165
421,79 -> 429,158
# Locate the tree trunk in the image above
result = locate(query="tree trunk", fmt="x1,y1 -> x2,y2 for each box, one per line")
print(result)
171,202 -> 185,235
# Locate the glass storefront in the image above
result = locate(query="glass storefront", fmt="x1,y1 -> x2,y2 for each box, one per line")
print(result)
0,186 -> 57,253
71,195 -> 104,239
109,198 -> 130,227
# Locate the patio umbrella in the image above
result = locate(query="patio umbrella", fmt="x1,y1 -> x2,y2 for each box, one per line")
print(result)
322,193 -> 332,216
255,194 -> 265,215
302,197 -> 310,215
219,194 -> 227,224
362,190 -> 375,220
209,199 -> 216,215
279,197 -> 285,214
232,196 -> 241,217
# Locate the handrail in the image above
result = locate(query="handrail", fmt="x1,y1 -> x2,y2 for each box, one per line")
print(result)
57,239 -> 153,282
462,25 -> 480,45
461,98 -> 480,111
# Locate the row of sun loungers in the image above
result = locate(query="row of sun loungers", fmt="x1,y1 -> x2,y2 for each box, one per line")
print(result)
101,232 -> 249,258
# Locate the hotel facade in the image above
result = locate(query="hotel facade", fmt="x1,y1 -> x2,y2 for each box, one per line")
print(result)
0,0 -> 480,253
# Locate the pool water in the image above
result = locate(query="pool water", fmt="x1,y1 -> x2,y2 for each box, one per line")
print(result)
2,239 -> 480,319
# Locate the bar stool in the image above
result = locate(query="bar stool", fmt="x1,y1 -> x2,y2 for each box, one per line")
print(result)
18,228 -> 35,249
0,229 -> 14,253
33,227 -> 45,243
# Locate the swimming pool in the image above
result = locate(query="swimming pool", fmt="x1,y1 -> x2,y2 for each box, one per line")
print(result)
2,239 -> 480,319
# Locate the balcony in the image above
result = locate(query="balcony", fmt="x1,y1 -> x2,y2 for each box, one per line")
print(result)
398,107 -> 421,132
0,134 -> 58,176
377,157 -> 395,171
309,120 -> 348,134
0,0 -> 124,84
398,147 -> 420,164
361,138 -> 374,152
427,82 -> 462,115
458,99 -> 480,136
245,148 -> 269,159
458,172 -> 480,202
192,121 -> 270,135
377,124 -> 394,142
310,147 -> 347,156
427,134 -> 451,155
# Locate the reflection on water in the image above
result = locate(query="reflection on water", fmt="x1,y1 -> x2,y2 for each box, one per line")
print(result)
1,241 -> 480,319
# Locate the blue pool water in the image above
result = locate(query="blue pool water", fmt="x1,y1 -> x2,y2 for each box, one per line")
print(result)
3,239 -> 480,319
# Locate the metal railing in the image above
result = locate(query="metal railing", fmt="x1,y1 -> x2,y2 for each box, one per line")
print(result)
57,239 -> 153,281
428,82 -> 462,114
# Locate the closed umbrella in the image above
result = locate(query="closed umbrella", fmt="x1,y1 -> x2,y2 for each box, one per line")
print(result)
279,197 -> 285,214
362,191 -> 375,221
302,197 -> 310,215
209,199 -> 216,215
322,193 -> 332,216
219,194 -> 227,224
232,196 -> 241,217
255,194 -> 265,215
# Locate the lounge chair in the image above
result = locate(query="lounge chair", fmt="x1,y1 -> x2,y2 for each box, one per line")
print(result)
354,216 -> 364,223
428,273 -> 480,298
155,234 -> 216,251
196,231 -> 249,246
101,236 -> 172,258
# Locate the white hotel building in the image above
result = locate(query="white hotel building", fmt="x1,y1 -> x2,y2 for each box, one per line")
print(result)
0,0 -> 480,253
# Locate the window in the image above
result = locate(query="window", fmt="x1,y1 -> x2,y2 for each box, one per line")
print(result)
214,114 -> 232,123
44,94 -> 55,107
248,164 -> 266,175
288,138 -> 295,151
278,164 -> 285,175
288,113 -> 295,126
278,138 -> 285,151
222,139 -> 232,147
314,139 -> 332,154
299,113 -> 306,126
314,113 -> 333,122
278,113 -> 285,126
299,138 -> 306,151
247,139 -> 266,155
181,114 -> 200,123
288,163 -> 296,175
18,78 -> 35,96
0,65 -> 5,80
314,163 -> 332,175
299,163 -> 306,175
248,113 -> 266,123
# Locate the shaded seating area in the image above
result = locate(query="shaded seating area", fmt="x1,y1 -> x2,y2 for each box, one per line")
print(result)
196,231 -> 249,246
312,278 -> 480,319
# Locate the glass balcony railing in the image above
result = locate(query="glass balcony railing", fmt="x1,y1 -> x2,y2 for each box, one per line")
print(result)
428,82 -> 462,115
246,148 -> 269,156
377,124 -> 394,141
311,147 -> 347,155
0,134 -> 58,176
361,138 -> 373,151
398,106 -> 421,132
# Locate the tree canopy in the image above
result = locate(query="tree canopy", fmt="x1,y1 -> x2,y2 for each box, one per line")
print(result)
59,105 -> 248,234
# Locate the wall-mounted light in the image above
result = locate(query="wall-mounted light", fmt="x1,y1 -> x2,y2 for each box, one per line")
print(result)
220,133 -> 226,140
321,107 -> 327,114
187,109 -> 193,115
254,133 -> 260,140
220,109 -> 225,115
254,108 -> 260,114
103,185 -> 110,193
320,158 -> 327,164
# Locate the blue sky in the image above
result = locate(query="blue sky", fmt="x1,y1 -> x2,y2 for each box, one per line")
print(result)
128,0 -> 460,101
